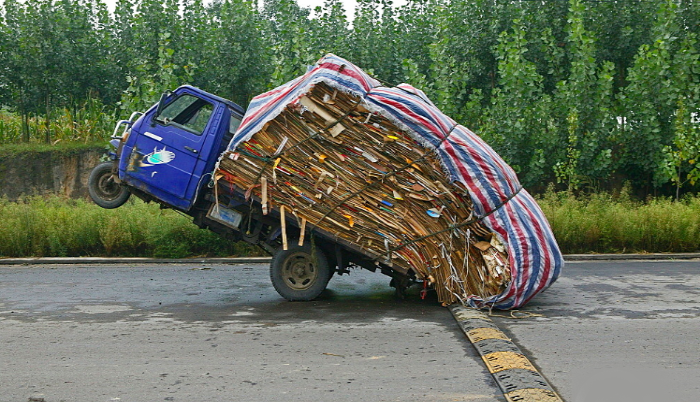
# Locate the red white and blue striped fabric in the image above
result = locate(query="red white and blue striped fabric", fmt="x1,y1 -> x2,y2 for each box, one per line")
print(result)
228,54 -> 563,309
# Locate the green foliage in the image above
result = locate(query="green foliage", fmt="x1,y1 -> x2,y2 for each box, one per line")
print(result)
311,0 -> 351,58
539,189 -> 700,254
1,0 -> 699,196
0,0 -> 120,143
201,0 -> 272,105
0,196 -> 264,258
118,32 -> 195,114
618,0 -> 700,193
554,111 -> 583,191
550,0 -> 616,191
0,193 -> 697,257
264,0 -> 318,86
662,96 -> 700,199
581,0 -> 657,90
0,99 -> 116,145
481,22 -> 554,188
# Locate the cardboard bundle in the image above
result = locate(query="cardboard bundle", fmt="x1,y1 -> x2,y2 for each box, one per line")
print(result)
216,82 -> 511,304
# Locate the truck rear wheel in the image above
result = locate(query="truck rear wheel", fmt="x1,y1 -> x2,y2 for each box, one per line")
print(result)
270,241 -> 332,301
88,162 -> 130,209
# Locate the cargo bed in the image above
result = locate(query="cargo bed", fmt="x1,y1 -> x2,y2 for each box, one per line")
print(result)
212,54 -> 564,309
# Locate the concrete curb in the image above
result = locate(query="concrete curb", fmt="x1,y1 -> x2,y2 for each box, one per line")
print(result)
1,253 -> 698,265
449,305 -> 564,402
564,253 -> 700,261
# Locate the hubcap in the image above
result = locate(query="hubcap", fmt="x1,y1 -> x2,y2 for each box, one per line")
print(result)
281,252 -> 318,291
96,173 -> 121,201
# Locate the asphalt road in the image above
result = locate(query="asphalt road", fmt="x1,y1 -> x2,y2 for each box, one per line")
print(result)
0,263 -> 501,402
1,260 -> 699,402
490,260 -> 700,402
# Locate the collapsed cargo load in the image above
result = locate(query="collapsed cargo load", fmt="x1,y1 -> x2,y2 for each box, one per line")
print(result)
214,54 -> 563,309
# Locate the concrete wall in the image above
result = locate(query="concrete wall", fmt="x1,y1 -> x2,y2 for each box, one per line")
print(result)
0,147 -> 103,200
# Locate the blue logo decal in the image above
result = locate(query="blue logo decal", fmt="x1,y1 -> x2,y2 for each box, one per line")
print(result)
142,147 -> 175,167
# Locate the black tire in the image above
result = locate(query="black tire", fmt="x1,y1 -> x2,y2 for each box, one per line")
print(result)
88,162 -> 130,209
270,241 -> 332,301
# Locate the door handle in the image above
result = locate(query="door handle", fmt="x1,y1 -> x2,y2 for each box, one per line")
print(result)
184,146 -> 198,154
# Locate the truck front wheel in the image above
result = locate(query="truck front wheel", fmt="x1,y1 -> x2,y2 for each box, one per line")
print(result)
88,162 -> 130,209
270,241 -> 332,301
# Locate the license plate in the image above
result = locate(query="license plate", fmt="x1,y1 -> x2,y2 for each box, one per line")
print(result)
207,204 -> 243,229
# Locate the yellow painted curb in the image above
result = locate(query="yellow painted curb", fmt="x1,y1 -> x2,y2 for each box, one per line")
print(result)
466,327 -> 510,343
482,351 -> 536,373
504,387 -> 564,402
450,304 -> 565,402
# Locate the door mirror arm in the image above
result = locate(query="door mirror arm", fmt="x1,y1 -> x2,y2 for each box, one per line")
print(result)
151,91 -> 173,127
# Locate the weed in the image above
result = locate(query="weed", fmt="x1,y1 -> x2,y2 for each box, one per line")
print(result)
0,100 -> 116,146
0,196 -> 266,258
1,193 -> 698,257
538,190 -> 700,254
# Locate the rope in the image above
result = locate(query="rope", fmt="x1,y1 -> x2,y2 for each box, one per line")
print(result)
487,310 -> 545,319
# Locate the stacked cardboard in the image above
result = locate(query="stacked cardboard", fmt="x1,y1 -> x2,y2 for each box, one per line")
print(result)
216,82 -> 510,304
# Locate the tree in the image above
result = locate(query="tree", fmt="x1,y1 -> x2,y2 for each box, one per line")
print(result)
131,0 -> 182,77
347,0 -> 405,84
423,0 -> 504,119
263,0 -> 317,86
309,0 -> 351,57
202,0 -> 272,105
480,22 -> 554,188
552,0 -> 615,191
619,0 -> 687,190
660,36 -> 700,199
662,97 -> 700,200
582,0 -> 657,90
110,0 -> 139,99
56,0 -> 120,105
119,32 -> 195,113
2,0 -> 65,142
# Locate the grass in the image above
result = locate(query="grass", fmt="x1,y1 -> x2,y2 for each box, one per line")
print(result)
538,190 -> 700,254
0,99 -> 116,146
0,196 -> 264,258
0,141 -> 107,159
0,191 -> 698,258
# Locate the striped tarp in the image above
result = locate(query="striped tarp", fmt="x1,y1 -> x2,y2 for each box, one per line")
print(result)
226,54 -> 563,309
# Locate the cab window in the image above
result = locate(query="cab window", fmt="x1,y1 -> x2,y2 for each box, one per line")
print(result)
156,94 -> 214,135
229,108 -> 242,134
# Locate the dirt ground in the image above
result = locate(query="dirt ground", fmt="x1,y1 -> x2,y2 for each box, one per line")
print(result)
0,147 -> 102,200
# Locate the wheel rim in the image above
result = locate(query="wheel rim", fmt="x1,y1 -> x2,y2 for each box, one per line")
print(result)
281,252 -> 318,291
95,173 -> 122,201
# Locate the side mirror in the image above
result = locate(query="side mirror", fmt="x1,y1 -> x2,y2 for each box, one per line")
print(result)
151,91 -> 172,126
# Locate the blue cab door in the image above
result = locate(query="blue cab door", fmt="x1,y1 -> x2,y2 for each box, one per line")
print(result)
122,92 -> 217,210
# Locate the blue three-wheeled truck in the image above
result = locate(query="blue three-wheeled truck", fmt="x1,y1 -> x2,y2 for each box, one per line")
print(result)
89,85 -> 413,301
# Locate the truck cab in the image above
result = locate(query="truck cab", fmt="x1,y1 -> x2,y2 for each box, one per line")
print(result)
111,85 -> 244,211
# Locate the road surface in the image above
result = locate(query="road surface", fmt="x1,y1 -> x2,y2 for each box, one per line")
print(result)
1,260 -> 698,401
490,260 -> 700,402
0,263 -> 500,402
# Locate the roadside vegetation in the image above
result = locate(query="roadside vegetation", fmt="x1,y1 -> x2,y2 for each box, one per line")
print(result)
0,0 -> 698,258
0,193 -> 698,259
0,196 -> 262,258
1,0 -> 699,197
538,189 -> 700,254
0,99 -> 116,145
